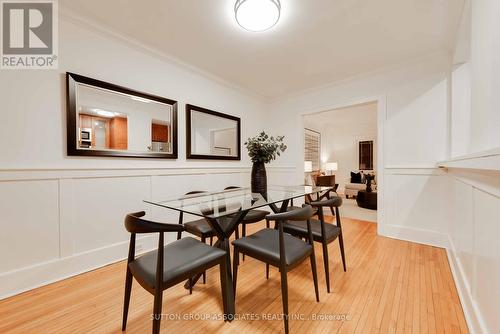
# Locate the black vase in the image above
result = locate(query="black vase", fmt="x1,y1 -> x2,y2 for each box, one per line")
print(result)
251,162 -> 267,196
366,178 -> 373,192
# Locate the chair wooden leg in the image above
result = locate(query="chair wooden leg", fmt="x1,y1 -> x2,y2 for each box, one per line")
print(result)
330,206 -> 335,216
322,240 -> 331,293
232,247 -> 239,300
242,224 -> 246,261
280,266 -> 289,334
122,268 -> 133,331
266,263 -> 269,279
210,236 -> 213,246
310,254 -> 320,302
339,234 -> 347,272
152,288 -> 163,334
235,226 -> 239,240
201,236 -> 207,284
220,258 -> 229,316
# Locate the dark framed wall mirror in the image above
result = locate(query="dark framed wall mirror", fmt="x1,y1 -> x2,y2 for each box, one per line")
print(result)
186,104 -> 241,160
66,72 -> 178,159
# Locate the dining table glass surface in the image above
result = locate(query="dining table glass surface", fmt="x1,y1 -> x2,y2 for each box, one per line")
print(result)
144,185 -> 332,219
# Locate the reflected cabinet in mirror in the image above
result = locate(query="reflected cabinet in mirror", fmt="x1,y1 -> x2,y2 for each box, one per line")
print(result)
66,72 -> 178,158
186,104 -> 241,160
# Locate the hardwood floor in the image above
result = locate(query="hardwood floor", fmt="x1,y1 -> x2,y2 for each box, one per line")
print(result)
0,217 -> 468,334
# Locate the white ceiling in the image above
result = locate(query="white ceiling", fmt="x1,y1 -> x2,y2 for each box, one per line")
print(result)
61,0 -> 464,99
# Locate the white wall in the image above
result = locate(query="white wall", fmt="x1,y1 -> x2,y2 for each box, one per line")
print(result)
444,1 -> 500,333
266,52 -> 452,247
451,62 -> 471,157
0,16 -> 266,298
452,0 -> 500,154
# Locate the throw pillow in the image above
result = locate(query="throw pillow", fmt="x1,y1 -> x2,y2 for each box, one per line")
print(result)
350,172 -> 362,183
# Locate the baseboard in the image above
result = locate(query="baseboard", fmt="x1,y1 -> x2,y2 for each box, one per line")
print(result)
0,235 -> 157,300
378,224 -> 449,248
446,237 -> 489,334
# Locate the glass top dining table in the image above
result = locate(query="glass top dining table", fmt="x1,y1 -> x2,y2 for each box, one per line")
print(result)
143,185 -> 333,319
144,185 -> 332,219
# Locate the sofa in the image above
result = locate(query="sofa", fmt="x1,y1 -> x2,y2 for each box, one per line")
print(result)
344,171 -> 376,198
345,183 -> 367,198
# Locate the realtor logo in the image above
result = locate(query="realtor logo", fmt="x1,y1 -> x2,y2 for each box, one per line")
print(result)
1,0 -> 58,69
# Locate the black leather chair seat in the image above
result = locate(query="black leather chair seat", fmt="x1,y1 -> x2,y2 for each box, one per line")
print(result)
232,228 -> 312,266
129,237 -> 225,289
184,218 -> 215,237
284,219 -> 341,242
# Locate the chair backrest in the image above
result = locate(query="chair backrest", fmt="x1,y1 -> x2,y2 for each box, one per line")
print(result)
224,186 -> 241,190
309,196 -> 342,208
186,190 -> 206,196
124,212 -> 185,279
310,196 -> 343,228
266,205 -> 314,223
125,211 -> 184,234
316,175 -> 335,187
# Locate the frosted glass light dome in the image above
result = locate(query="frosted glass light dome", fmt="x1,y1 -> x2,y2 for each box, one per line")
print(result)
235,0 -> 281,32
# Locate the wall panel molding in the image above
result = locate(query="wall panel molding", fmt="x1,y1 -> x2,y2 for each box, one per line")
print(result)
0,166 -> 252,182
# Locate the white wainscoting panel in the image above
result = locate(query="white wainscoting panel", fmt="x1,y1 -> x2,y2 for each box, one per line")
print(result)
71,176 -> 151,254
0,180 -> 60,273
0,167 -> 252,299
473,188 -> 500,333
379,168 -> 451,248
447,170 -> 500,334
450,179 -> 475,291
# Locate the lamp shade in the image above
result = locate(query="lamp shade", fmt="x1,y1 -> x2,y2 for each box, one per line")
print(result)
304,161 -> 313,172
325,162 -> 338,171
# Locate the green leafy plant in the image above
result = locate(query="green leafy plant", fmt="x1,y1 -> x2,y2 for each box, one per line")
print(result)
245,131 -> 287,164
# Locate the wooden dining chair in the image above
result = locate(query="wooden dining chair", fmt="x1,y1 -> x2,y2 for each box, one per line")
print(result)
122,211 -> 228,334
232,206 -> 320,334
289,176 -> 338,215
283,197 -> 346,293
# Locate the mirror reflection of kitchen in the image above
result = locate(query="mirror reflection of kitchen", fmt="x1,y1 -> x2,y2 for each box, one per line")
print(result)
76,83 -> 173,154
191,110 -> 238,157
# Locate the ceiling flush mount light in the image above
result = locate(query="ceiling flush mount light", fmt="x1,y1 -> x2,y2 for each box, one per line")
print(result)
235,0 -> 281,32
